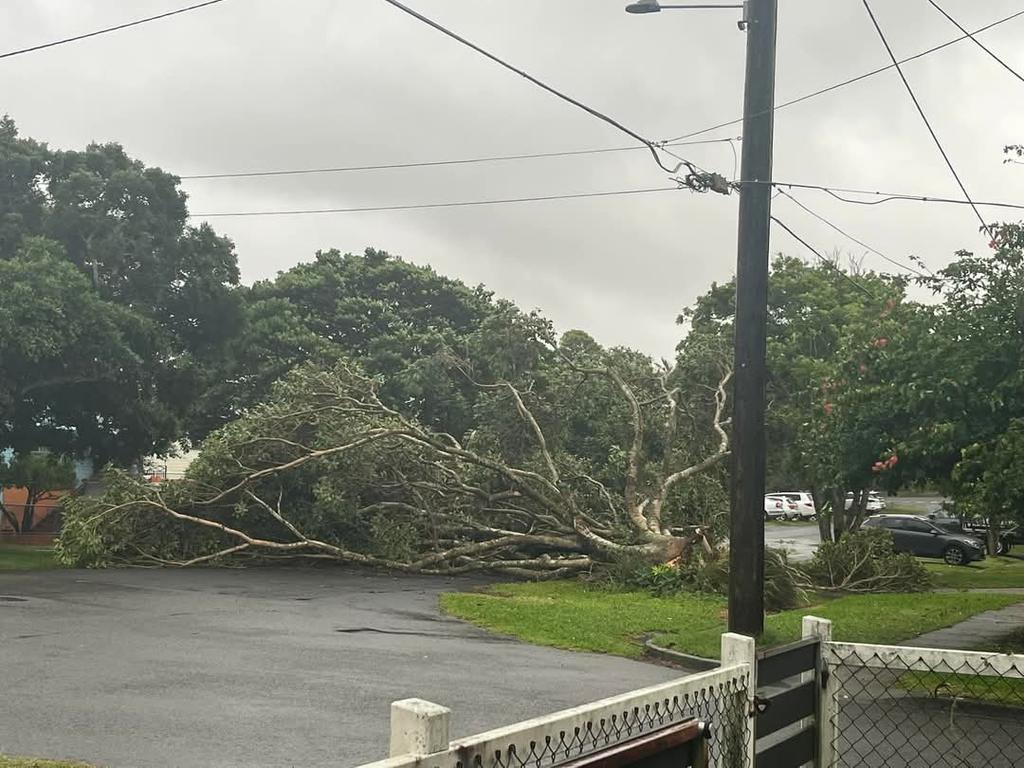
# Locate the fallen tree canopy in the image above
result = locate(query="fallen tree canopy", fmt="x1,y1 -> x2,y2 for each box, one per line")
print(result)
58,356 -> 733,576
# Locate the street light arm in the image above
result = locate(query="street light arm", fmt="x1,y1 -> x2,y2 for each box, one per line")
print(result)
626,1 -> 744,12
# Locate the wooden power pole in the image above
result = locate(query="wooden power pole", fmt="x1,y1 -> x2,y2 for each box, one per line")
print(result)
728,0 -> 778,636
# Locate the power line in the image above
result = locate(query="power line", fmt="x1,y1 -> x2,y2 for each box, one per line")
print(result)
178,137 -> 741,181
191,185 -> 681,218
761,181 -> 1024,212
924,0 -> 1024,86
377,0 -> 717,187
770,215 -> 879,299
861,0 -> 990,237
664,8 -> 1024,143
190,177 -> 1024,219
777,188 -> 929,277
0,0 -> 226,60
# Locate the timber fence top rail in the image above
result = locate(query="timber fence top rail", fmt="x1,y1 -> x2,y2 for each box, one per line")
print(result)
357,662 -> 751,768
824,640 -> 1024,678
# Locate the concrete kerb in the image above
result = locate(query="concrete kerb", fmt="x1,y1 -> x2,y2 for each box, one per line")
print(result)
643,635 -> 720,671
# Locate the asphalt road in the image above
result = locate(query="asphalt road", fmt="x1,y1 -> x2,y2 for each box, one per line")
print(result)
0,568 -> 677,768
764,521 -> 821,561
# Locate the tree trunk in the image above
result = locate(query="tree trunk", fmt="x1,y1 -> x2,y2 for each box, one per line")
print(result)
830,489 -> 846,541
987,513 -> 1000,556
0,501 -> 21,533
811,485 -> 832,543
22,494 -> 36,533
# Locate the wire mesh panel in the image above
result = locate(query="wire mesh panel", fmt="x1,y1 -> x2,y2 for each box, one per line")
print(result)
358,664 -> 752,768
824,642 -> 1024,768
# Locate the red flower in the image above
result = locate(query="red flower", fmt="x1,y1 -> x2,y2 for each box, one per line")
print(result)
823,402 -> 834,416
872,337 -> 890,348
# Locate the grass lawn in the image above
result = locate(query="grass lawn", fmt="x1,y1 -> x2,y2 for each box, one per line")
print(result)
0,759 -> 94,768
441,582 -> 1023,660
897,670 -> 1024,707
0,545 -> 57,571
925,554 -> 1024,590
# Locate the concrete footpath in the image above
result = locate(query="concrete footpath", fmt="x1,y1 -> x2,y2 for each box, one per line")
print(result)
906,594 -> 1024,650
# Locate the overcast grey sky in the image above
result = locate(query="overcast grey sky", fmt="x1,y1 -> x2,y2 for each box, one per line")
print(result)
4,0 -> 1024,356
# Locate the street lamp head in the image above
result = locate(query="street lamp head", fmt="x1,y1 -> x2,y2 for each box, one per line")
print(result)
625,1 -> 662,13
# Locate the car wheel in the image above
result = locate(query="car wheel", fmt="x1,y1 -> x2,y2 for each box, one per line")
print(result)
943,545 -> 967,566
995,539 -> 1008,556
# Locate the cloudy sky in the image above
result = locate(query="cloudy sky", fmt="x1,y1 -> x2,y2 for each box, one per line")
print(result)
4,0 -> 1024,356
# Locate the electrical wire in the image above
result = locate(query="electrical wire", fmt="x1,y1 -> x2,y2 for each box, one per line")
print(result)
377,0 -> 714,185
777,189 -> 929,278
770,216 -> 879,299
862,0 -> 990,237
924,0 -> 1024,86
178,137 -> 741,181
759,181 -> 1024,213
0,0 -> 226,60
191,185 -> 681,218
663,7 -> 1024,143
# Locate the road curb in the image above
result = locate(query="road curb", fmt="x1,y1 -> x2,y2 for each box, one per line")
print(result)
644,637 -> 720,671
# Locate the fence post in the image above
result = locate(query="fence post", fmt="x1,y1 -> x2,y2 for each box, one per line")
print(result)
389,698 -> 451,758
721,632 -> 756,767
802,616 -> 835,768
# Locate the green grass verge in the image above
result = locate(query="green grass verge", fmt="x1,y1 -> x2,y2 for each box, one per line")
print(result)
441,582 -> 1023,660
0,758 -> 95,768
925,555 -> 1024,590
0,545 -> 58,571
897,670 -> 1024,708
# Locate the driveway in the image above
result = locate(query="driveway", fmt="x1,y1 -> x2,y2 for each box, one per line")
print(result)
0,569 -> 676,768
764,521 -> 821,561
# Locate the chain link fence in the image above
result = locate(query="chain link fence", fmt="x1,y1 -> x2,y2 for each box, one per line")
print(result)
358,662 -> 752,768
467,675 -> 750,768
824,642 -> 1024,767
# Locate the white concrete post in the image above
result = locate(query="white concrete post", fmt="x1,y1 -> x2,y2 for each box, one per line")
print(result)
389,698 -> 451,758
721,632 -> 756,767
803,616 -> 836,768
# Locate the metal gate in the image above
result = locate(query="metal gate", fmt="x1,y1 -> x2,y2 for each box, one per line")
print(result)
754,636 -> 822,767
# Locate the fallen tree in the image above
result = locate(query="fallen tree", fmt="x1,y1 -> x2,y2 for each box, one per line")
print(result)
58,356 -> 732,576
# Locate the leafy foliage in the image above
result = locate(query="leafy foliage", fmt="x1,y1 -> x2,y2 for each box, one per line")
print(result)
803,528 -> 932,593
602,547 -> 806,611
0,116 -> 242,462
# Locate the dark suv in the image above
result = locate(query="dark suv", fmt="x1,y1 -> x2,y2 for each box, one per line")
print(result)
861,514 -> 985,566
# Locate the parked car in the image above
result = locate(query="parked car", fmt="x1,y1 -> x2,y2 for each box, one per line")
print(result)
845,492 -> 884,512
861,514 -> 985,565
929,515 -> 1017,555
771,491 -> 816,520
764,494 -> 790,520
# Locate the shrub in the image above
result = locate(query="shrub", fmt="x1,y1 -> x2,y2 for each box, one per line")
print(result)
804,528 -> 932,593
700,547 -> 809,612
601,546 -> 808,611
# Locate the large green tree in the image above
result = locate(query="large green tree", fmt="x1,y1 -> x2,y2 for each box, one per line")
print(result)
0,117 -> 243,462
679,255 -> 908,540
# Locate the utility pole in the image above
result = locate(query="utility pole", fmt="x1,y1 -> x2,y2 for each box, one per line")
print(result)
728,0 -> 777,636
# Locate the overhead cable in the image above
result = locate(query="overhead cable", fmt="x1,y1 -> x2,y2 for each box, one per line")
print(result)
777,189 -> 929,277
925,0 -> 1024,86
179,138 -> 741,181
664,7 -> 1024,142
861,0 -> 990,236
0,0 -> 226,60
377,0 -> 724,191
758,181 -> 1024,213
192,185 -> 681,218
770,216 -> 879,299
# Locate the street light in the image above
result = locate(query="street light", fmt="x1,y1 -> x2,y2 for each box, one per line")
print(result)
625,1 -> 744,13
625,0 -> 777,637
